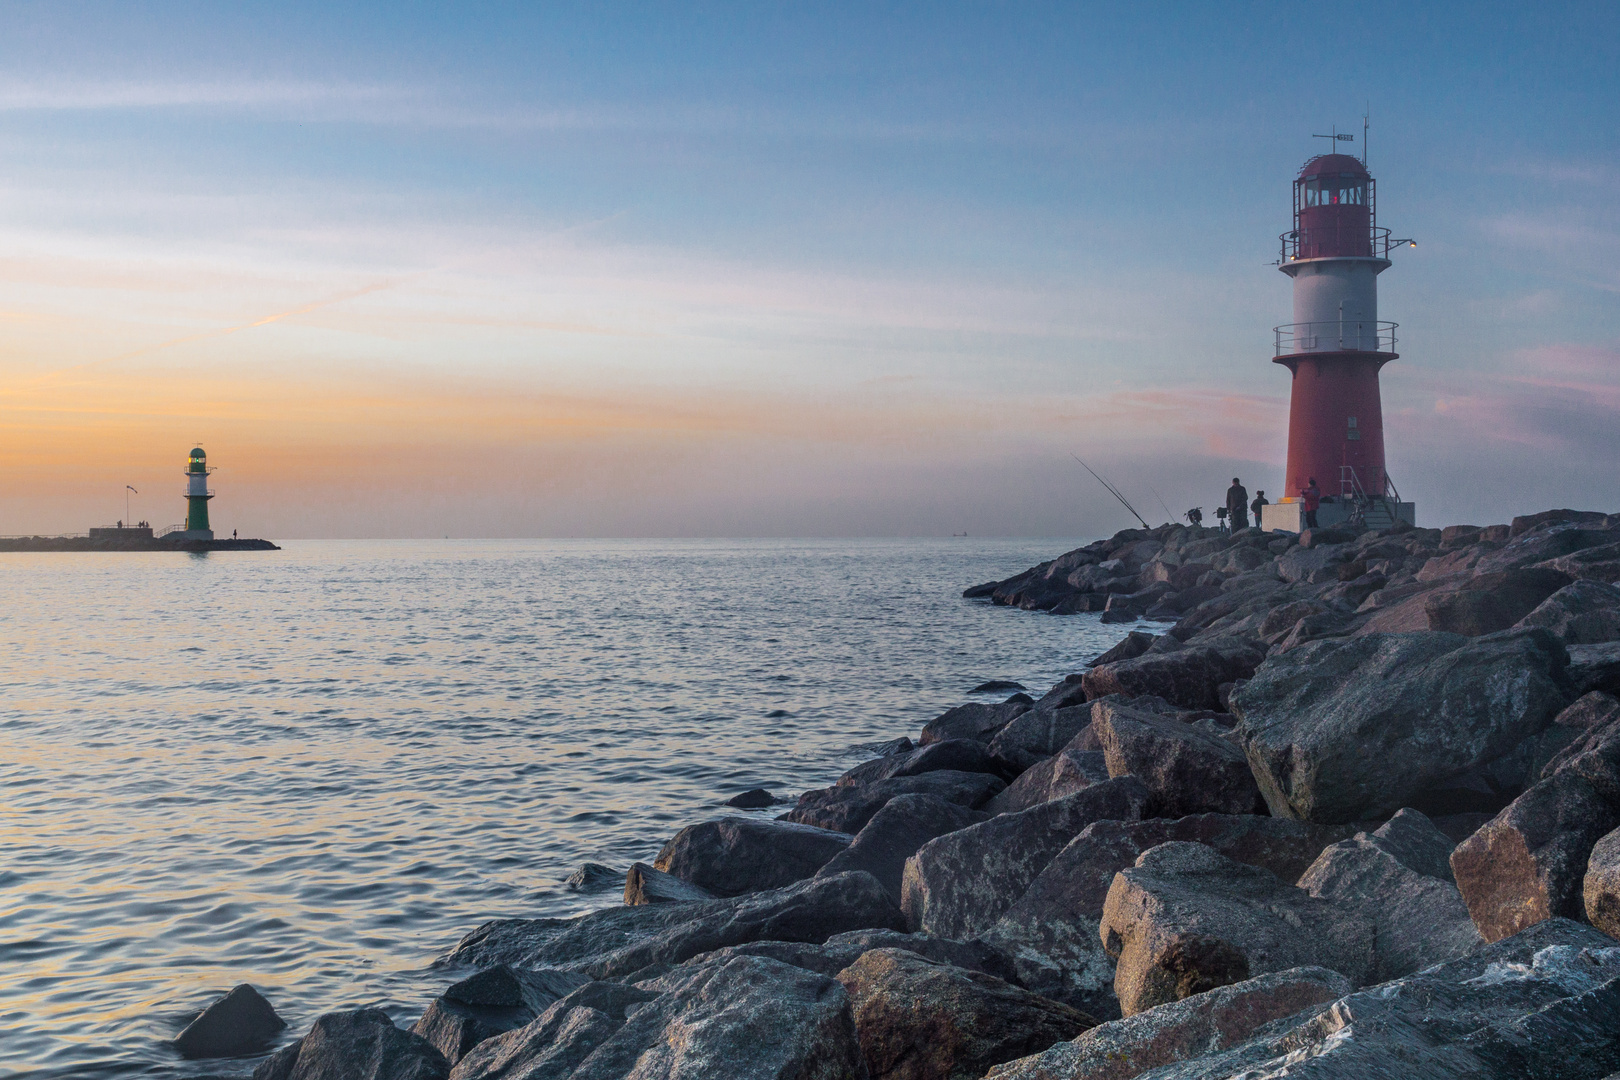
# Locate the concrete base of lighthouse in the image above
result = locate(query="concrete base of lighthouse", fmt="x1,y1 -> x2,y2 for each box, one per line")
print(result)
171,528 -> 215,541
1261,499 -> 1416,534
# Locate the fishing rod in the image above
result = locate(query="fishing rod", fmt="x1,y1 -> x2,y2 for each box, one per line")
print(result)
1145,484 -> 1174,525
1071,454 -> 1150,530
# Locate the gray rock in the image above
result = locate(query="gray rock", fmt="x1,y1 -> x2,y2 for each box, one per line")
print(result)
1586,827 -> 1620,940
839,739 -> 1006,789
678,930 -> 1018,985
1032,674 -> 1090,714
837,948 -> 1095,1080
1452,771 -> 1620,942
782,771 -> 1006,833
726,788 -> 777,809
1100,842 -> 1375,1017
444,872 -> 906,980
654,817 -> 852,896
921,698 -> 1033,746
174,983 -> 287,1060
412,965 -> 588,1065
1297,810 -> 1483,982
985,749 -> 1110,815
1477,520 -> 1617,573
596,956 -> 867,1079
1538,539 -> 1620,585
625,862 -> 719,905
448,982 -> 657,1080
1519,579 -> 1620,644
453,957 -> 870,1079
1573,642 -> 1620,696
982,966 -> 1352,1080
1420,568 -> 1574,636
564,863 -> 622,893
1276,543 -> 1350,583
1092,703 -> 1265,817
902,778 -> 1152,941
1081,644 -> 1266,712
1090,632 -> 1155,667
1130,918 -> 1620,1079
972,680 -> 1029,693
1233,628 -> 1573,823
815,793 -> 987,901
981,815 -> 1355,1019
988,704 -> 1094,774
253,1008 -> 448,1080
1539,692 -> 1620,780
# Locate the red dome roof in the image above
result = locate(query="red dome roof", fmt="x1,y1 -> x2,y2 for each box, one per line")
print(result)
1299,153 -> 1369,180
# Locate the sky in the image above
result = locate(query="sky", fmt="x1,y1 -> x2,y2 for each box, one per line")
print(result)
0,1 -> 1616,538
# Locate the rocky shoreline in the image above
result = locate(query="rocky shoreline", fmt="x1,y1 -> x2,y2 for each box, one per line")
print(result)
173,508 -> 1620,1078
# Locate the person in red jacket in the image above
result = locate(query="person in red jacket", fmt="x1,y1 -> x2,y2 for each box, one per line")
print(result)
1302,477 -> 1322,529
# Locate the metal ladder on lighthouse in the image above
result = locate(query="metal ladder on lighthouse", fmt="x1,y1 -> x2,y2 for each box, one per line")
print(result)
1339,466 -> 1402,532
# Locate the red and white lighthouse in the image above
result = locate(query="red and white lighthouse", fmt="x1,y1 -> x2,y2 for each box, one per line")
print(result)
1267,149 -> 1414,530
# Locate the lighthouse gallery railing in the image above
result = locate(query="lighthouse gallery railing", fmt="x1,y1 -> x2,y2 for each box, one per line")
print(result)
1273,320 -> 1397,357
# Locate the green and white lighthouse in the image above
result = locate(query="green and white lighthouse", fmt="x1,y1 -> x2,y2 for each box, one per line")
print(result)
182,446 -> 215,540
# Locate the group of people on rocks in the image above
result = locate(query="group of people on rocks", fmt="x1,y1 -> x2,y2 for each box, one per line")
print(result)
1223,476 -> 1322,531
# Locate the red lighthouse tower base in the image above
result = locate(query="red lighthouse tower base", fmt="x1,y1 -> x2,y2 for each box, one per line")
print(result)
1278,351 -> 1391,498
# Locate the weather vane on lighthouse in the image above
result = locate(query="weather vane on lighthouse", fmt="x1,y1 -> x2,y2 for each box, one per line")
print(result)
1260,121 -> 1417,534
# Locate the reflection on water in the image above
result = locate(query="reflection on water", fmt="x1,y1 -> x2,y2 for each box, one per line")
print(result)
0,538 -> 1134,1077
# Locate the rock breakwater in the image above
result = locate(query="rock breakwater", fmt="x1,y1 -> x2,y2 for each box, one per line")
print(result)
185,508 -> 1620,1078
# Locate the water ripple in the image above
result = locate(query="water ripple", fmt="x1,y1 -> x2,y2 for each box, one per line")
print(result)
0,537 -> 1138,1078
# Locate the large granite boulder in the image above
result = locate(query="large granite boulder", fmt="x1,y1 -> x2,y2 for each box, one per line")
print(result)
981,815 -> 1355,1019
837,948 -> 1095,1080
445,872 -> 906,980
815,794 -> 987,901
452,956 -> 867,1080
174,984 -> 287,1060
654,817 -> 852,896
1100,843 -> 1374,1017
920,698 -> 1033,746
783,772 -> 1006,834
1117,918 -> 1620,1079
1538,539 -> 1620,585
839,740 -> 1006,788
902,779 -> 1152,940
1296,809 -> 1483,981
412,965 -> 587,1065
1451,771 -> 1620,942
982,966 -> 1352,1080
985,749 -> 1110,815
1420,568 -> 1574,636
253,1009 -> 448,1080
1091,703 -> 1264,817
1518,579 -> 1620,644
1233,628 -> 1573,823
988,705 -> 1095,774
1476,520 -> 1618,573
1586,826 -> 1620,940
1081,645 -> 1265,712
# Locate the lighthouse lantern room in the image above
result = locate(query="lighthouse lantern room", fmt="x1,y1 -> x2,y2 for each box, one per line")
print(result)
180,446 -> 215,541
1260,144 -> 1416,533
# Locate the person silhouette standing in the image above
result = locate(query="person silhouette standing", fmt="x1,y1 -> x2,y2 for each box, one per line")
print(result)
1226,478 -> 1249,531
1303,478 -> 1322,529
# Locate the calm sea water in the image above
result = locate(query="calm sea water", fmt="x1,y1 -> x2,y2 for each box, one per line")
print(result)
0,538 -> 1138,1078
